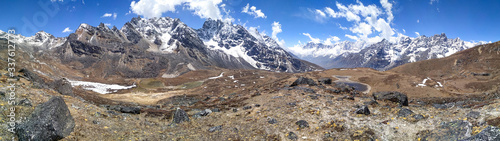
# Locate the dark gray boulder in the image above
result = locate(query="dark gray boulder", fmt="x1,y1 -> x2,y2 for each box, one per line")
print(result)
268,118 -> 277,124
208,125 -> 222,132
461,126 -> 500,141
288,132 -> 298,140
318,78 -> 332,85
196,109 -> 212,116
16,96 -> 75,141
296,120 -> 309,129
291,77 -> 317,87
397,108 -> 414,117
172,108 -> 190,124
120,106 -> 141,114
417,120 -> 472,141
466,111 -> 481,119
17,98 -> 32,107
355,105 -> 370,115
373,91 -> 408,106
19,68 -> 47,88
294,87 -> 316,93
51,78 -> 74,96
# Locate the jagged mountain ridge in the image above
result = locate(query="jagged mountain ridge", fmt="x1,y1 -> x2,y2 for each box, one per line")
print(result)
296,33 -> 486,71
6,16 -> 322,79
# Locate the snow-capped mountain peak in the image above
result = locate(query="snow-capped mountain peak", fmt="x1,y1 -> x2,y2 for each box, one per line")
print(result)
295,33 -> 486,70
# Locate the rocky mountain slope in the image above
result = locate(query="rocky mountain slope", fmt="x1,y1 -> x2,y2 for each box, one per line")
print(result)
3,17 -> 321,80
295,33 -> 487,70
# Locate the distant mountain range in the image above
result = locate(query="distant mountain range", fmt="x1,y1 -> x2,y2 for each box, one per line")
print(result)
1,16 -> 322,79
291,33 -> 489,71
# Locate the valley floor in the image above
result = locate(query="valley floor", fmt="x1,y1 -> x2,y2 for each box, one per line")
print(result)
1,68 -> 499,140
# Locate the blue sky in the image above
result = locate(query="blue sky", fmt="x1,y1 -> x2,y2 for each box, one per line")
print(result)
1,0 -> 498,47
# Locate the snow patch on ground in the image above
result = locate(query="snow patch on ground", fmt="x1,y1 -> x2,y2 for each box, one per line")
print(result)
436,82 -> 443,87
208,72 -> 224,79
33,69 -> 48,77
416,77 -> 430,87
67,80 -> 136,94
187,63 -> 196,70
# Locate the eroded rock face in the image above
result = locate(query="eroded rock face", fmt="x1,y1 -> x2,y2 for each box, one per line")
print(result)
16,96 -> 75,141
373,91 -> 409,106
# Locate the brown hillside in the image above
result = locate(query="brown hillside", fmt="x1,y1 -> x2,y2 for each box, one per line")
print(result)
390,41 -> 500,94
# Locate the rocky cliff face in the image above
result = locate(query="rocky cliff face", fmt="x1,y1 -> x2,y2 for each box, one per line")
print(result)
196,18 -> 321,72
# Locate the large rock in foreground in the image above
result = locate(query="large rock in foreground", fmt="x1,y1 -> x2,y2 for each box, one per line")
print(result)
373,91 -> 408,106
417,120 -> 472,141
16,96 -> 75,141
461,126 -> 500,141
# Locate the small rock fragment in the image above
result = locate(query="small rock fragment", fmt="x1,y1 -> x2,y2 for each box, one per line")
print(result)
268,118 -> 277,124
296,120 -> 309,129
288,132 -> 298,140
208,125 -> 222,132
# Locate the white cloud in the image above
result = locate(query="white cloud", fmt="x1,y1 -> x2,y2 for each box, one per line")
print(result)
102,13 -> 117,20
316,9 -> 326,17
242,3 -> 266,18
302,33 -> 321,44
271,21 -> 282,39
380,0 -> 393,22
104,23 -> 111,26
130,0 -> 223,19
324,7 -> 339,18
350,22 -> 372,36
271,22 -> 285,47
337,23 -> 348,30
288,43 -> 317,57
307,8 -> 328,23
220,3 -> 234,23
324,36 -> 340,45
62,27 -> 73,33
101,13 -> 112,18
417,19 -> 420,23
415,32 -> 420,36
309,0 -> 399,44
298,32 -> 342,45
125,10 -> 132,15
345,34 -> 359,41
430,0 -> 439,5
403,29 -> 406,33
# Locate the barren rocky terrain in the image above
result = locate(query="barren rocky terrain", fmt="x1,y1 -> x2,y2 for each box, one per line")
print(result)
1,31 -> 500,140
